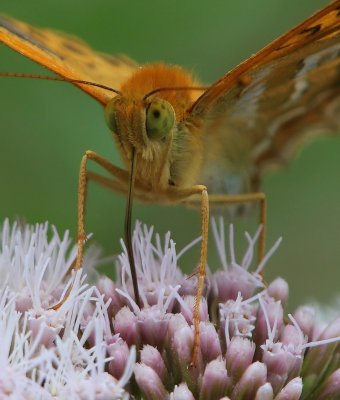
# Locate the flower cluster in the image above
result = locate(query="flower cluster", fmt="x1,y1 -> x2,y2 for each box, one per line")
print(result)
1,218 -> 340,399
0,221 -> 135,399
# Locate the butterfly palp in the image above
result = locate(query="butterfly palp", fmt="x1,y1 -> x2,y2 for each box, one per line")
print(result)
145,98 -> 175,140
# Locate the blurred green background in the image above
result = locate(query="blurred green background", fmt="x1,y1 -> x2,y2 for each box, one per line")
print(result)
1,0 -> 339,311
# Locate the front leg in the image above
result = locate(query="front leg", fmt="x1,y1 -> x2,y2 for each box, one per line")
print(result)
52,150 -> 138,311
76,150 -> 132,270
166,184 -> 209,366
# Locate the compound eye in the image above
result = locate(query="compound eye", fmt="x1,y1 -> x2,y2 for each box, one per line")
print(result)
104,97 -> 120,133
145,98 -> 175,140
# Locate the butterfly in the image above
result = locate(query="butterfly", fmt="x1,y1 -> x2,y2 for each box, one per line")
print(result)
1,1 -> 340,363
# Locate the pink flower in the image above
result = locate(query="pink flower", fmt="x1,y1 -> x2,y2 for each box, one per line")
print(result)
2,218 -> 340,399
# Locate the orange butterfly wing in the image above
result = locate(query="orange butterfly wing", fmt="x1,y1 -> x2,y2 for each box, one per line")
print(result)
191,1 -> 340,114
189,1 -> 340,186
0,16 -> 138,105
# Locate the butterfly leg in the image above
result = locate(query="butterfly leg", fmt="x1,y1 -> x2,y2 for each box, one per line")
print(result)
178,191 -> 265,363
167,184 -> 209,366
86,171 -> 128,195
76,150 -> 132,270
51,151 -> 130,310
76,150 -> 152,267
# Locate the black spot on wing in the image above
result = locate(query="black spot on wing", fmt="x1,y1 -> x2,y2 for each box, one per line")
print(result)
0,16 -> 59,58
300,24 -> 322,36
85,61 -> 96,69
62,40 -> 86,55
101,54 -> 120,66
295,58 -> 305,74
275,43 -> 291,52
101,53 -> 137,67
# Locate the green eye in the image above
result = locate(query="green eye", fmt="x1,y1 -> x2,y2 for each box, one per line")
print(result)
104,97 -> 119,133
146,99 -> 175,140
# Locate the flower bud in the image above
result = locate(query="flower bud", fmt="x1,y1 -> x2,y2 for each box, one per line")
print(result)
275,377 -> 303,400
312,368 -> 340,399
254,383 -> 274,400
200,359 -> 230,399
303,316 -> 340,377
226,336 -> 255,382
200,322 -> 222,363
107,338 -> 130,380
138,306 -> 171,348
134,363 -> 169,399
170,383 -> 195,400
292,306 -> 315,340
267,278 -> 289,307
232,362 -> 267,399
141,345 -> 167,384
97,276 -> 124,317
113,306 -> 139,346
254,300 -> 283,347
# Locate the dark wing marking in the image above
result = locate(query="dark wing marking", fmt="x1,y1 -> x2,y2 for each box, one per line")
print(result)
186,1 -> 340,192
0,16 -> 138,105
189,1 -> 340,116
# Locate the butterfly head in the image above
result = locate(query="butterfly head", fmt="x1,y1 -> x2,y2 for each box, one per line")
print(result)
104,94 -> 176,163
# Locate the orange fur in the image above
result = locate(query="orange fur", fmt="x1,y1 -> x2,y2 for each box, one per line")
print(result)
120,63 -> 200,120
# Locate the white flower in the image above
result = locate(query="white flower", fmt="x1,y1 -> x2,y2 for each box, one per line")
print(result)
0,220 -> 135,399
1,218 -> 340,399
